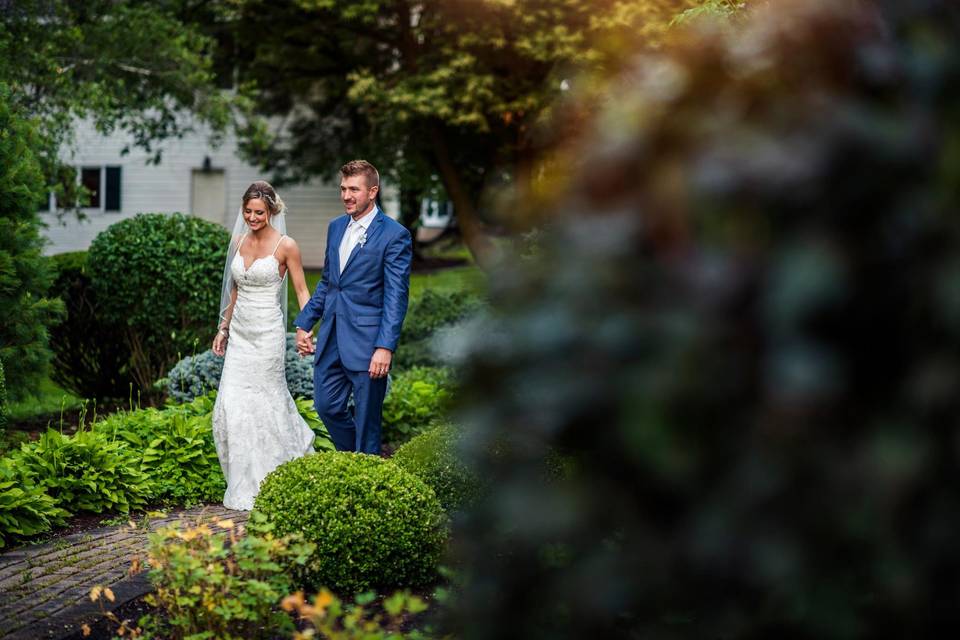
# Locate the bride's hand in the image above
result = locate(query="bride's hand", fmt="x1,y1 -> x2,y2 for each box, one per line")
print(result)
213,332 -> 228,356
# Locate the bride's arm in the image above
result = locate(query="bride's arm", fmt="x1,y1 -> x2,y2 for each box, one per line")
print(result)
213,284 -> 237,356
283,238 -> 312,310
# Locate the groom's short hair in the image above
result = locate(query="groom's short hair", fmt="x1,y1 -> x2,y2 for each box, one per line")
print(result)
340,160 -> 380,189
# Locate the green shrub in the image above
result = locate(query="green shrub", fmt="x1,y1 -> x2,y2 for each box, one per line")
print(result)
47,251 -> 130,399
394,291 -> 483,370
98,408 -> 225,505
12,428 -> 152,514
0,87 -> 64,400
91,392 -> 333,505
382,367 -> 453,447
87,213 -> 229,399
142,511 -> 314,640
282,588 -> 430,640
392,424 -> 481,513
254,451 -> 448,594
166,333 -> 314,403
0,359 -> 7,434
401,290 -> 482,343
0,456 -> 68,548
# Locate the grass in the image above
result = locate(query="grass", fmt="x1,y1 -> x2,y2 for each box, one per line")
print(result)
7,375 -> 83,423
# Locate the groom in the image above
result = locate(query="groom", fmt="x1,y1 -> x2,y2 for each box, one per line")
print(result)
294,160 -> 412,454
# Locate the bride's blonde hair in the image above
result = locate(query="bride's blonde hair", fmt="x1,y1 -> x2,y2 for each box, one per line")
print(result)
242,180 -> 285,216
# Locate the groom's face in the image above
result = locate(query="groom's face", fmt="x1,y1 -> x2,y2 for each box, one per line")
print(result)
341,175 -> 378,218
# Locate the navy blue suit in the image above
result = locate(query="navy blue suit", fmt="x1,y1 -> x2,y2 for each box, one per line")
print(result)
294,208 -> 412,453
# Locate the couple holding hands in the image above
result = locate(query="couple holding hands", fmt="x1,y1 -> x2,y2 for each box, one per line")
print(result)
211,159 -> 413,510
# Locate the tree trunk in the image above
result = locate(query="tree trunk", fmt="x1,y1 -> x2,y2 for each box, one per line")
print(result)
428,123 -> 498,270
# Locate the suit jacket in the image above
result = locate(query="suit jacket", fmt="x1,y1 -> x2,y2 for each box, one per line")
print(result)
294,208 -> 412,371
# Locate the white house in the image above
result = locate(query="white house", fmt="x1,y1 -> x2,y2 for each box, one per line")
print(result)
40,120 -> 399,268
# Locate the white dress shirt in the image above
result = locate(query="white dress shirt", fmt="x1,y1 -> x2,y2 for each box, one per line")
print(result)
338,206 -> 378,274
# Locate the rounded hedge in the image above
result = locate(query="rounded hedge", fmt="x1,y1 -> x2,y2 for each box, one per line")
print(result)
392,424 -> 481,513
88,213 -> 228,397
253,452 -> 448,594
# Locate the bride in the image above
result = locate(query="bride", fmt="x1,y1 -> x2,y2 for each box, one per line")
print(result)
211,181 -> 315,510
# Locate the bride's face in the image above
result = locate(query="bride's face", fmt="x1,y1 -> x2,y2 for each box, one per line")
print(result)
243,198 -> 271,231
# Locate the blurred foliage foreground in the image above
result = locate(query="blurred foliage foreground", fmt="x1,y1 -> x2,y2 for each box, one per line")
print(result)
448,1 -> 960,638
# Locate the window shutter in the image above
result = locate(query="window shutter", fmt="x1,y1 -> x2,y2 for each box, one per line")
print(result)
105,166 -> 121,211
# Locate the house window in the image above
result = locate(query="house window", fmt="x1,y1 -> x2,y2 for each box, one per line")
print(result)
105,166 -> 121,211
77,165 -> 122,211
81,167 -> 101,208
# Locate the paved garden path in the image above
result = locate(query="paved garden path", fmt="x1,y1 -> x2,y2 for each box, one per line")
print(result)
0,505 -> 249,640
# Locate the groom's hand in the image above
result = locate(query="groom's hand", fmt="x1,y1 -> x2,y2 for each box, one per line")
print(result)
296,328 -> 315,356
369,348 -> 392,378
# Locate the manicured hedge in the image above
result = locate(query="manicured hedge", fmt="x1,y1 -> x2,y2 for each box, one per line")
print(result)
392,424 -> 481,512
254,451 -> 448,594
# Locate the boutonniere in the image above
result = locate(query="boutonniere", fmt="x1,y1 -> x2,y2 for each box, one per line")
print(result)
359,231 -> 368,248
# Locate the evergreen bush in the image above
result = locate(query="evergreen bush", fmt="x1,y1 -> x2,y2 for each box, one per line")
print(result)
254,451 -> 447,594
166,333 -> 313,403
392,424 -> 481,512
0,86 -> 63,400
394,291 -> 483,370
87,213 -> 228,399
48,251 -> 131,399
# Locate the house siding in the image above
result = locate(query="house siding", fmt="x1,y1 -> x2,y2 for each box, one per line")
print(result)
40,120 -> 396,268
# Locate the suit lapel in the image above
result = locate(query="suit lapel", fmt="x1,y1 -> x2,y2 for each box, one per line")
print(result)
331,216 -> 349,280
341,211 -> 385,278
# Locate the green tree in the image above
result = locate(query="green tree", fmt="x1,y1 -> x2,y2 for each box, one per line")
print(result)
220,0 -> 691,266
0,0 -> 234,206
0,89 -> 64,400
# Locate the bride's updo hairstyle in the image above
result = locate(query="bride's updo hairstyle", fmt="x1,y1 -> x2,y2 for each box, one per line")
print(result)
242,180 -> 286,216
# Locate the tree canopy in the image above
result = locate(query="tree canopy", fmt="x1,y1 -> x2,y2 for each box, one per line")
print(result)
220,0 -> 693,265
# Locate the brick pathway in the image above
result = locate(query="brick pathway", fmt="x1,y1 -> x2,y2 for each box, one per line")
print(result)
0,505 -> 249,640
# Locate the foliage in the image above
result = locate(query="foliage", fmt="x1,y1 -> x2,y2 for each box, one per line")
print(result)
402,291 -> 483,344
254,452 -> 448,594
448,1 -> 960,637
166,333 -> 314,403
216,0 -> 692,265
382,367 -> 454,448
48,251 -> 131,399
0,86 -> 64,400
11,427 -> 152,514
0,0 -> 233,206
0,456 -> 68,549
96,407 -> 225,505
392,424 -> 481,514
395,291 -> 483,370
87,213 -> 229,399
0,359 -> 6,434
143,511 -> 314,640
282,588 -> 431,640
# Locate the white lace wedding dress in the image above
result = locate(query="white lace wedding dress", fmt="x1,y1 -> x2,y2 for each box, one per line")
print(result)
212,237 -> 315,510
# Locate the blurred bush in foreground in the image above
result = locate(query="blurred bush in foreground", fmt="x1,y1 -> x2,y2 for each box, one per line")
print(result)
449,1 -> 960,638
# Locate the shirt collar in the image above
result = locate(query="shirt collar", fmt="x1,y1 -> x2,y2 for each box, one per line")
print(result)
349,205 -> 379,230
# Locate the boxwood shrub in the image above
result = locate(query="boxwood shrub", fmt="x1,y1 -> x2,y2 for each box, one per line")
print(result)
253,451 -> 447,594
391,424 -> 482,513
88,213 -> 228,399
